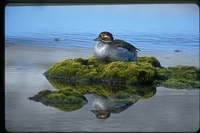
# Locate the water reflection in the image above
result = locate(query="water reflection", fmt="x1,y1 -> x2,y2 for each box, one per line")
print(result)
29,77 -> 157,119
91,94 -> 137,119
29,89 -> 88,112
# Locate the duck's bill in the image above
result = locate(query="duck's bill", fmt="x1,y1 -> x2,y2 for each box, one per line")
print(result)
93,37 -> 100,41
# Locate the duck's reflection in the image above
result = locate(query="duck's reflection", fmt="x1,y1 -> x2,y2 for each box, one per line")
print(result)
91,94 -> 137,119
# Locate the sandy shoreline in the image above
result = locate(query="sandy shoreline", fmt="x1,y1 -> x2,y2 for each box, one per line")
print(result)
138,50 -> 199,67
5,43 -> 199,68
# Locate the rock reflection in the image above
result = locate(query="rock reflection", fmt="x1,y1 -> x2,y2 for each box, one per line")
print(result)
29,89 -> 88,112
29,77 -> 157,118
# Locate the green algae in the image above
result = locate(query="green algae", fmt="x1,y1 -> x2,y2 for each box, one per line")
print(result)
155,65 -> 200,89
137,56 -> 162,67
44,56 -> 159,85
44,56 -> 199,89
29,89 -> 87,112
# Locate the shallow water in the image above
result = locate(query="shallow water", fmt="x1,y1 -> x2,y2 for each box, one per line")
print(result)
5,44 -> 199,132
5,4 -> 199,132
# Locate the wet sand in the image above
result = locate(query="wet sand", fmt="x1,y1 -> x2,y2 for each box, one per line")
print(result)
139,50 -> 199,67
5,43 -> 199,68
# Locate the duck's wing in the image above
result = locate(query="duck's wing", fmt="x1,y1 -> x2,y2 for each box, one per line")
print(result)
109,39 -> 140,52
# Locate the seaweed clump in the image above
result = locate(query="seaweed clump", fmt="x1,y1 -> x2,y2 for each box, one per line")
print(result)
155,65 -> 200,89
44,56 -> 160,85
44,56 -> 199,89
28,89 -> 87,112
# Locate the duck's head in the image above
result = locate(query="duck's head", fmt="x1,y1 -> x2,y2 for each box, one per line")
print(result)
91,110 -> 111,119
94,31 -> 114,43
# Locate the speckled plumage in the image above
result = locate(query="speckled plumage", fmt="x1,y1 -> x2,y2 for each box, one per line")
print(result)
93,31 -> 140,62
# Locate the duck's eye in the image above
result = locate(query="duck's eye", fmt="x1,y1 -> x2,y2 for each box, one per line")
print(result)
101,34 -> 110,39
101,34 -> 105,38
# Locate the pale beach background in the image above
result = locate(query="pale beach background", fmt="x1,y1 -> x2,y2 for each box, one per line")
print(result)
5,4 -> 199,132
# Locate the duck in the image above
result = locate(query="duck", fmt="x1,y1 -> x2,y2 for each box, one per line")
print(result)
93,31 -> 140,62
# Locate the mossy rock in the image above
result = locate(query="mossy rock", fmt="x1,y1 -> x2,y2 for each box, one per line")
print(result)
155,65 -> 200,89
137,56 -> 162,68
29,89 -> 87,112
44,56 -> 160,85
44,56 -> 199,89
